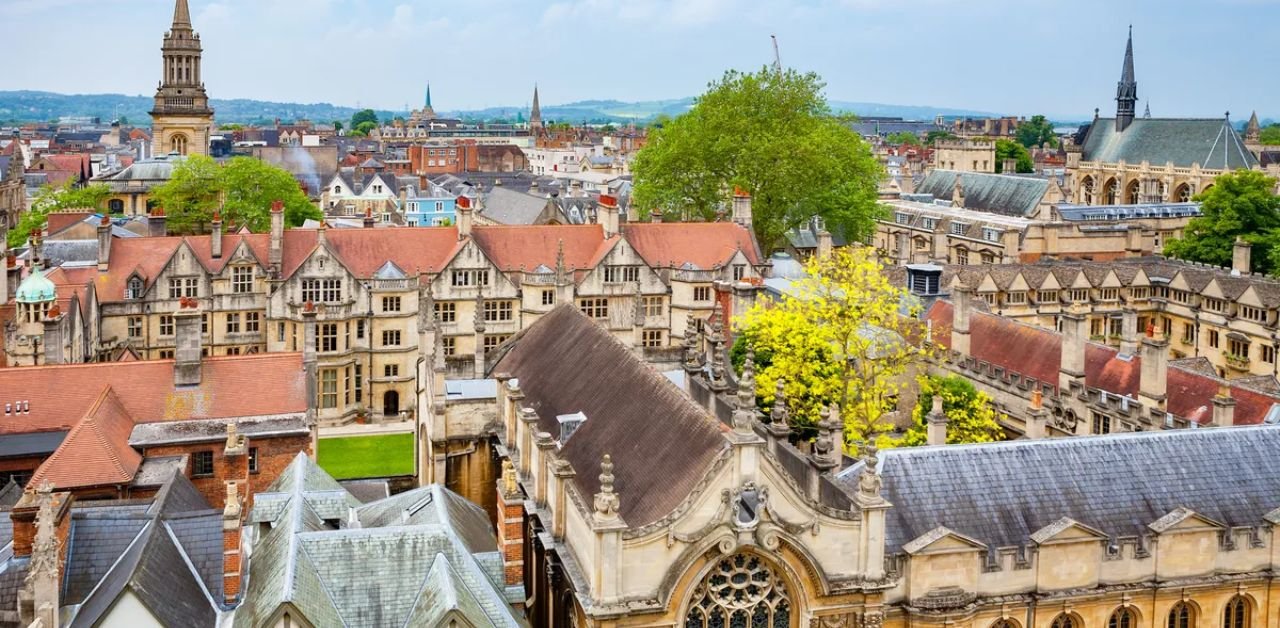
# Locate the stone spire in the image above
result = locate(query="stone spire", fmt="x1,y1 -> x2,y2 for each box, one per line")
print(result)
1116,25 -> 1138,133
172,0 -> 192,29
530,84 -> 543,132
554,238 -> 567,285
1246,111 -> 1262,142
418,280 -> 435,332
1143,102 -> 1151,119
682,313 -> 701,370
423,84 -> 435,118
593,454 -> 619,518
731,349 -> 757,433
708,304 -> 729,391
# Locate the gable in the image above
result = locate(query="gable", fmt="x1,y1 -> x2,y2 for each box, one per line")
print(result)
97,589 -> 166,628
901,526 -> 987,556
1030,518 -> 1107,546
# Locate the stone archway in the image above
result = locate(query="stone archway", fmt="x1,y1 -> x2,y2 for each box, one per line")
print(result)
681,553 -> 793,628
1124,179 -> 1140,204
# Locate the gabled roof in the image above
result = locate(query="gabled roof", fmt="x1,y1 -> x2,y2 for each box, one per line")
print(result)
491,305 -> 728,527
471,224 -> 613,273
1081,117 -> 1259,170
623,222 -> 762,269
838,426 -> 1280,553
28,387 -> 141,490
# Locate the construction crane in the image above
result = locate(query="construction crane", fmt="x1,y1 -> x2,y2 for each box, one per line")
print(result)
771,35 -> 782,73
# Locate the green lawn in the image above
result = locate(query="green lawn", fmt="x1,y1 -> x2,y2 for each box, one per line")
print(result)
318,433 -> 415,480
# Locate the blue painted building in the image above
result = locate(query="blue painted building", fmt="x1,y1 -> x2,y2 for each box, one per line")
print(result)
402,183 -> 458,226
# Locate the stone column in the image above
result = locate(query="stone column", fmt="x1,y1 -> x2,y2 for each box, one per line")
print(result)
1058,307 -> 1086,393
925,395 -> 947,446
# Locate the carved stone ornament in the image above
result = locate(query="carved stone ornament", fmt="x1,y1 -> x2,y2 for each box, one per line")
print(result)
593,454 -> 620,517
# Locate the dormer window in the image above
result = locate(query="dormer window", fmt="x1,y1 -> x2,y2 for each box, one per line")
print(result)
126,276 -> 145,300
333,185 -> 342,194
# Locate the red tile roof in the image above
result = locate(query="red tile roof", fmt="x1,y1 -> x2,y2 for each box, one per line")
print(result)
47,212 -> 95,235
471,224 -> 614,272
926,300 -> 1280,425
323,227 -> 464,276
622,223 -> 762,269
28,387 -> 141,490
0,353 -> 308,435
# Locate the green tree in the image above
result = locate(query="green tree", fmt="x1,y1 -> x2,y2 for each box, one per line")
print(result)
925,130 -> 957,145
884,131 -> 920,146
333,121 -> 344,132
631,67 -> 883,252
994,139 -> 1033,173
1261,124 -> 1280,145
151,155 -> 321,235
887,375 -> 1005,448
350,109 -> 378,129
1015,114 -> 1058,149
9,182 -> 112,248
354,121 -> 378,136
1164,170 -> 1280,274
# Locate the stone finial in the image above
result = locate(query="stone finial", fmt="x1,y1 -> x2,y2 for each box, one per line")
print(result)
682,314 -> 700,369
25,488 -> 59,583
593,454 -> 620,517
813,405 -> 834,459
501,459 -> 518,496
731,349 -> 757,433
857,436 -> 883,500
555,238 -> 567,284
224,421 -> 242,451
632,281 -> 645,322
473,291 -> 486,333
223,481 -> 241,521
418,280 -> 435,331
710,302 -> 725,338
770,379 -> 789,426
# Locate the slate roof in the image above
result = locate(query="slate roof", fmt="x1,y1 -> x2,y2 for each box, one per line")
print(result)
1081,117 -> 1259,169
236,454 -> 519,628
916,170 -> 1050,217
479,186 -> 554,225
491,305 -> 728,527
838,426 -> 1280,552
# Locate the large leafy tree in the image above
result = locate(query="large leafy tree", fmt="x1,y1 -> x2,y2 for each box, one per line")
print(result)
887,375 -> 1005,448
734,247 -> 930,449
884,131 -> 920,146
1015,114 -> 1058,149
1260,124 -> 1280,145
994,139 -> 1033,173
632,67 -> 883,252
151,155 -> 321,234
350,109 -> 379,129
9,182 -> 111,247
1164,170 -> 1280,274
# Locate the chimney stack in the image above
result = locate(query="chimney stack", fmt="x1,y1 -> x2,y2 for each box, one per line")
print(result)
174,297 -> 203,387
1212,384 -> 1237,428
1233,238 -> 1252,275
211,210 -> 223,259
41,306 -> 64,365
1119,308 -> 1138,356
950,285 -> 973,356
731,188 -> 752,229
363,207 -> 375,229
1125,225 -> 1143,258
456,195 -> 473,239
1138,321 -> 1169,412
926,394 -> 948,446
269,200 -> 284,277
1026,389 -> 1049,439
148,207 -> 167,237
97,215 -> 111,271
221,479 -> 244,604
494,461 -> 526,591
816,218 -> 833,259
1058,307 -> 1086,393
598,194 -> 620,237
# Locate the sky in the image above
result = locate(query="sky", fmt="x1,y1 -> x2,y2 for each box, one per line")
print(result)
0,0 -> 1276,121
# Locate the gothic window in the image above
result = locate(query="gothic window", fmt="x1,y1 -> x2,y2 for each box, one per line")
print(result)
170,134 -> 189,156
1103,178 -> 1119,205
1223,597 -> 1249,628
1125,179 -> 1141,204
1167,602 -> 1193,628
1081,176 -> 1095,205
683,553 -> 791,628
991,621 -> 1019,628
1109,608 -> 1137,628
1051,615 -> 1078,628
1174,183 -> 1193,202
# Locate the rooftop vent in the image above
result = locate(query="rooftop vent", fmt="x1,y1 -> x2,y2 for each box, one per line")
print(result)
906,264 -> 943,297
557,411 -> 587,443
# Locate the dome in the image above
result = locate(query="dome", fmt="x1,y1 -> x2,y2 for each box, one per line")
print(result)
16,269 -> 56,304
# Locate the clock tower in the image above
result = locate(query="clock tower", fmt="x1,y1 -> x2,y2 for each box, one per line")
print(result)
150,0 -> 214,157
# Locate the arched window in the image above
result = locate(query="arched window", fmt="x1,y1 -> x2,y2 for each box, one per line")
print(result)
1174,183 -> 1192,202
1223,596 -> 1249,628
991,620 -> 1019,628
170,134 -> 189,155
1103,178 -> 1119,205
383,390 -> 400,417
1109,607 -> 1138,628
1082,176 -> 1096,205
1168,602 -> 1194,628
1125,179 -> 1141,204
683,553 -> 791,628
1051,615 -> 1078,628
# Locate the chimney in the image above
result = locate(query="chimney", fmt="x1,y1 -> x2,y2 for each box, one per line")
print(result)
1233,238 -> 1252,275
925,395 -> 948,446
363,207 -> 375,229
1002,158 -> 1018,174
456,195 -> 473,239
1058,307 -> 1086,393
13,486 -> 72,628
211,210 -> 223,259
952,175 -> 965,208
1026,389 -> 1049,439
1139,321 -> 1168,411
598,194 -> 620,237
1124,225 -> 1143,257
174,297 -> 203,387
950,285 -> 973,356
1119,308 -> 1138,356
221,480 -> 244,604
148,207 -> 167,237
731,188 -> 752,229
41,307 -> 64,365
495,461 -> 525,589
96,215 -> 111,271
302,301 -> 318,413
651,209 -> 663,223
269,200 -> 284,277
1212,385 -> 1237,428
816,219 -> 833,259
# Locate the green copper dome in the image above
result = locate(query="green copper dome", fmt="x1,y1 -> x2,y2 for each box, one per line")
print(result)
15,269 -> 55,304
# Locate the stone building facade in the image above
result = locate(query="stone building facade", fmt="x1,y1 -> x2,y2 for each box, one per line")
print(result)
149,0 -> 214,158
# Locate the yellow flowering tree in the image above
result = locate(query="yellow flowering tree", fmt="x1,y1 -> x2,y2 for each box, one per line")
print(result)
735,246 -> 928,448
887,375 -> 1005,448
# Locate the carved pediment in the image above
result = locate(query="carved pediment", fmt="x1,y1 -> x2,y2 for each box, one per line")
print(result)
901,526 -> 986,556
1148,507 -> 1225,534
1029,517 -> 1107,545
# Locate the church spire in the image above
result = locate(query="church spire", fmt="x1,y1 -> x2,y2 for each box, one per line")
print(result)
530,84 -> 543,132
1115,25 -> 1138,133
425,84 -> 432,109
172,0 -> 192,29
1246,110 -> 1261,142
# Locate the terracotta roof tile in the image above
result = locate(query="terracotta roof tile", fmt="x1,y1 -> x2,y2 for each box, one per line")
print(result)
0,353 -> 307,435
471,224 -> 613,272
323,227 -> 463,276
622,223 -> 762,269
28,387 -> 141,490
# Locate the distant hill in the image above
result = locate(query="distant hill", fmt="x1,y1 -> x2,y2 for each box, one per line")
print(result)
0,90 -> 1000,126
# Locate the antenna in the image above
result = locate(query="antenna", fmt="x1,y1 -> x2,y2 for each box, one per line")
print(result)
771,35 -> 782,73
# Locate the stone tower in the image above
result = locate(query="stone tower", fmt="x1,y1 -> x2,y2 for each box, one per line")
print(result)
530,84 -> 543,135
150,0 -> 214,157
1115,26 -> 1137,133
